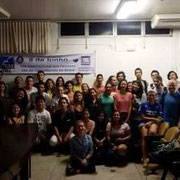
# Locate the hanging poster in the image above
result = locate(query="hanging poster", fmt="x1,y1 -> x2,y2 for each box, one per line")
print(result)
0,53 -> 96,74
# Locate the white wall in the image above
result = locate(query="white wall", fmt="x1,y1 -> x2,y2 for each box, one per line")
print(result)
3,23 -> 180,87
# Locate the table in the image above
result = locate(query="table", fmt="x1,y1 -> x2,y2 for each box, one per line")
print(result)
0,124 -> 38,179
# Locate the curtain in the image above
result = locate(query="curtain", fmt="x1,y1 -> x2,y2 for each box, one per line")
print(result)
0,21 -> 51,53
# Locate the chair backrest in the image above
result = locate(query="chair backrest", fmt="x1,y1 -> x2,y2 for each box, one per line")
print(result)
163,127 -> 179,142
158,122 -> 170,136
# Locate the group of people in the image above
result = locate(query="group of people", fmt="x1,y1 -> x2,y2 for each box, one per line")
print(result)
0,68 -> 180,175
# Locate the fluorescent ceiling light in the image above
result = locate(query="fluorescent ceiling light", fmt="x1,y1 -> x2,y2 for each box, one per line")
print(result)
116,0 -> 148,19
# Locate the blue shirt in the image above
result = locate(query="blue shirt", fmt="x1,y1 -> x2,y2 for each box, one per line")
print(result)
159,92 -> 180,126
70,134 -> 93,158
139,101 -> 162,119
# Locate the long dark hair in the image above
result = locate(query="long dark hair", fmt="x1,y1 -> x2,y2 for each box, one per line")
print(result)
132,80 -> 143,100
111,111 -> 122,127
9,102 -> 23,118
14,88 -> 28,113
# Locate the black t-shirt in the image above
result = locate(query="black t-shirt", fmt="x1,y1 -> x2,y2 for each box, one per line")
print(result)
52,110 -> 75,134
93,122 -> 107,140
85,99 -> 102,121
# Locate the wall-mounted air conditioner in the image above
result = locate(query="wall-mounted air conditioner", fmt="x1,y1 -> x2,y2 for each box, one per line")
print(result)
151,14 -> 180,29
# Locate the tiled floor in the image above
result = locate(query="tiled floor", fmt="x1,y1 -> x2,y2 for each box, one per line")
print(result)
30,153 -> 173,180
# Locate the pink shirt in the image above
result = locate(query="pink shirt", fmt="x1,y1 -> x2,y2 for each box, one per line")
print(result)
106,122 -> 130,142
114,92 -> 132,113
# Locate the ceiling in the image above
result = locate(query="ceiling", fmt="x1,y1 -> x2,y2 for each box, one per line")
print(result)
0,0 -> 180,21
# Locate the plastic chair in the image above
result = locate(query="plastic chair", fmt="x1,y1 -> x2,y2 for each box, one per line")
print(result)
145,122 -> 170,152
161,126 -> 179,142
158,122 -> 170,136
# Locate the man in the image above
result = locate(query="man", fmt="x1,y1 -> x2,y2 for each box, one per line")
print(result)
134,68 -> 148,103
9,76 -> 24,98
159,80 -> 180,127
73,72 -> 83,92
27,95 -> 51,152
93,74 -> 105,96
134,68 -> 148,95
30,82 -> 51,110
25,75 -> 38,100
50,97 -> 74,152
34,70 -> 46,88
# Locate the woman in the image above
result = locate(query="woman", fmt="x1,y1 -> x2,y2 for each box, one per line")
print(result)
116,71 -> 126,84
107,75 -> 118,95
0,81 -> 10,117
81,109 -> 95,136
72,91 -> 84,121
85,88 -> 101,121
65,80 -> 74,104
67,120 -> 96,175
114,80 -> 132,124
81,83 -> 90,104
45,78 -> 55,100
12,88 -> 29,116
93,110 -> 107,164
167,70 -> 180,90
0,81 -> 8,99
56,76 -> 65,88
148,75 -> 166,101
139,90 -> 162,167
106,111 -> 131,166
127,81 -> 133,93
93,74 -> 105,97
7,103 -> 25,124
99,83 -> 115,122
132,80 -> 146,103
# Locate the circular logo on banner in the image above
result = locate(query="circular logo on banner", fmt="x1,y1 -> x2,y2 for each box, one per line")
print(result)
16,56 -> 24,64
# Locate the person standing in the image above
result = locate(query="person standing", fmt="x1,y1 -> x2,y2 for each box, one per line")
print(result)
73,73 -> 83,92
159,80 -> 180,127
134,68 -> 148,96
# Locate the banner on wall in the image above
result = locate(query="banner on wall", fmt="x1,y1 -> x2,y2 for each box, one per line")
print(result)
0,53 -> 96,74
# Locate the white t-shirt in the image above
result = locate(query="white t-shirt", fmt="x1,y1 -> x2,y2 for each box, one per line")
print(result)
25,86 -> 38,100
27,109 -> 51,132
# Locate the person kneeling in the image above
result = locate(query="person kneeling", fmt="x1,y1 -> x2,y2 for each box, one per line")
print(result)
66,120 -> 96,175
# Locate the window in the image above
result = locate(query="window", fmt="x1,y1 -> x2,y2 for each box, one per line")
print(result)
89,22 -> 113,35
61,23 -> 85,36
145,21 -> 170,35
117,21 -> 141,35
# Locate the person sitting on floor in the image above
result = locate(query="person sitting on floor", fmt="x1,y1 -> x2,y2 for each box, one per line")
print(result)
105,111 -> 131,166
67,120 -> 96,175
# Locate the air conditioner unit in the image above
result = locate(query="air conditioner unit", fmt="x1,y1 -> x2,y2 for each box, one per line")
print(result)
0,7 -> 10,19
151,14 -> 180,29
